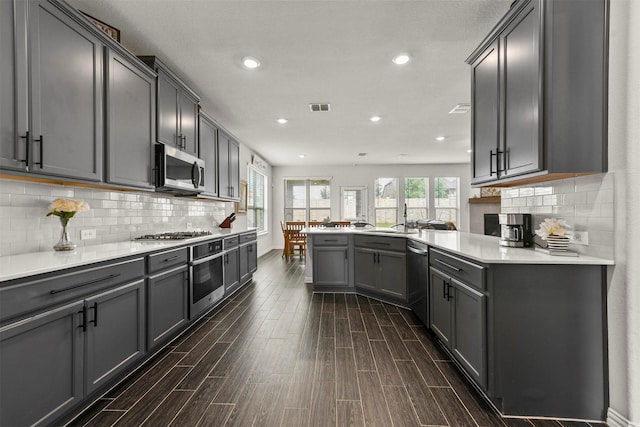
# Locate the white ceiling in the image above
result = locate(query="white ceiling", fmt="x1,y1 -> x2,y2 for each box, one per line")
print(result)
68,0 -> 512,167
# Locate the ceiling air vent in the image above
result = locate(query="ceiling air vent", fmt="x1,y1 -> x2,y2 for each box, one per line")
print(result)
448,103 -> 471,114
309,103 -> 330,112
358,153 -> 368,157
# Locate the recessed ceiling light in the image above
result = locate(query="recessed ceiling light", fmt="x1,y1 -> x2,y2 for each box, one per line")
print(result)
277,118 -> 288,124
369,116 -> 381,122
435,136 -> 446,141
242,56 -> 260,69
298,154 -> 305,159
392,54 -> 411,65
466,149 -> 473,153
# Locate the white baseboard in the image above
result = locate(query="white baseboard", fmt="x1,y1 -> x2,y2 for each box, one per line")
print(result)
608,407 -> 640,427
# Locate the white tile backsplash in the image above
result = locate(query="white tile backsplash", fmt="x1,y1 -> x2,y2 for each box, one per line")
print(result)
500,173 -> 615,259
0,178 -> 229,256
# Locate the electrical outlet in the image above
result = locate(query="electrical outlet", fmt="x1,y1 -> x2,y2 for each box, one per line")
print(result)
81,229 -> 97,240
572,231 -> 589,246
186,223 -> 193,230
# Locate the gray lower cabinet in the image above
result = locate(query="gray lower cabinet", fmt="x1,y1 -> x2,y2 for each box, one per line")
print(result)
105,46 -> 156,189
354,243 -> 406,301
224,244 -> 240,295
1,0 -> 104,180
85,280 -> 146,395
239,240 -> 258,285
147,265 -> 188,351
313,246 -> 349,286
0,300 -> 84,427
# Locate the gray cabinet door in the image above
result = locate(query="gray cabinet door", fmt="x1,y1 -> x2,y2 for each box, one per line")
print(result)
224,247 -> 240,293
378,250 -> 406,300
28,0 -> 103,181
0,300 -> 84,427
0,0 -> 28,171
147,265 -> 188,350
313,246 -> 349,286
500,1 -> 541,178
85,280 -> 145,395
239,243 -> 250,284
354,248 -> 377,291
179,90 -> 199,156
451,278 -> 486,389
199,113 -> 218,197
156,68 -> 179,147
248,242 -> 258,274
218,131 -> 230,198
229,138 -> 240,199
429,267 -> 452,347
105,48 -> 155,189
471,40 -> 500,184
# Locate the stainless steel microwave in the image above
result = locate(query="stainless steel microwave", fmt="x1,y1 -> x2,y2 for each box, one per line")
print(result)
155,144 -> 205,194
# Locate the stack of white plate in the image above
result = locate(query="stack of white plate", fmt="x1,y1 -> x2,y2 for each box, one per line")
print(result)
546,235 -> 570,250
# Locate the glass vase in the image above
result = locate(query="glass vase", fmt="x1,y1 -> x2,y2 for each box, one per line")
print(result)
54,217 -> 76,251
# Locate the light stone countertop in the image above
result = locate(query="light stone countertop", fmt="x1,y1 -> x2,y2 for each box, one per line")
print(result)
304,227 -> 614,266
0,228 -> 256,283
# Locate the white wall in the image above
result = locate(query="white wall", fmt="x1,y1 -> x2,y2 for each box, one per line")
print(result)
230,142 -> 273,258
606,0 -> 640,425
271,163 -> 470,249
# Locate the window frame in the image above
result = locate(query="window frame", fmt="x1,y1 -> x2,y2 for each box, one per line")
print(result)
284,178 -> 332,223
247,166 -> 268,234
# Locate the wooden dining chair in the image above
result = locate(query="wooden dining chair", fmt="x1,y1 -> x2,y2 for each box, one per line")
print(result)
284,221 -> 307,261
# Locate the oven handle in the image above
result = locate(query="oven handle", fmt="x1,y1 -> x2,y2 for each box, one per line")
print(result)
190,251 -> 223,266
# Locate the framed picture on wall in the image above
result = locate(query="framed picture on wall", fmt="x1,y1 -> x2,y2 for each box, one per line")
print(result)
235,180 -> 247,214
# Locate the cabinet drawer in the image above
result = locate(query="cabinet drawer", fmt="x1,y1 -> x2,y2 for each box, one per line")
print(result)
224,235 -> 239,249
240,232 -> 257,244
0,258 -> 145,323
430,249 -> 485,290
313,235 -> 349,246
147,247 -> 188,273
354,235 -> 405,252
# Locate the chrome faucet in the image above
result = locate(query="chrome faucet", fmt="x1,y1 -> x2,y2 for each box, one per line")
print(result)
403,203 -> 408,232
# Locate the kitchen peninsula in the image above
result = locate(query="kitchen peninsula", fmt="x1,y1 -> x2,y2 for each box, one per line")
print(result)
306,227 -> 613,421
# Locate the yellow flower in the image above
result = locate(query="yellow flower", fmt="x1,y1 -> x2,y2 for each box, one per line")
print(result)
46,198 -> 90,220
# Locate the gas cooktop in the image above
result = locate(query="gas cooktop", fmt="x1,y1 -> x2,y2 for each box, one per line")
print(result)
134,231 -> 213,241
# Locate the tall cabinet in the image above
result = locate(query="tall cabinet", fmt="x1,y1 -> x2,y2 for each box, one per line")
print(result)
1,0 -> 103,181
198,111 -> 219,197
468,0 -> 608,186
217,130 -> 240,200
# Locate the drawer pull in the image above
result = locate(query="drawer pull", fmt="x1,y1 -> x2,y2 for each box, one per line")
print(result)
50,273 -> 120,294
89,302 -> 98,327
323,239 -> 339,242
162,255 -> 179,263
367,241 -> 390,246
434,258 -> 461,272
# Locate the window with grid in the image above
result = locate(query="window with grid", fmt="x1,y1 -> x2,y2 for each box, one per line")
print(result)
374,177 -> 398,227
404,177 -> 428,221
284,179 -> 331,222
434,177 -> 459,226
247,166 -> 267,233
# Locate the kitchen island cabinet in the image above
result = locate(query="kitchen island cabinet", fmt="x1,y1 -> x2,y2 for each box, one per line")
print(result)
354,235 -> 406,303
1,0 -> 104,181
312,234 -> 351,288
468,0 -> 608,186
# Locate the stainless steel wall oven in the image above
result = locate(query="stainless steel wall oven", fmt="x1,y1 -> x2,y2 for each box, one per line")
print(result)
189,239 -> 224,319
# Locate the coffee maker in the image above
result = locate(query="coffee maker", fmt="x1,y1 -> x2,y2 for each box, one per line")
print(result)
498,213 -> 533,247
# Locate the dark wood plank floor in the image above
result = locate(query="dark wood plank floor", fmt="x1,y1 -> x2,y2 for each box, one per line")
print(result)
68,250 -> 606,427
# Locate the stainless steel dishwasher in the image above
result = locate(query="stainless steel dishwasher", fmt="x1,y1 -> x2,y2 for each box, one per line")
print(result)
407,240 -> 429,326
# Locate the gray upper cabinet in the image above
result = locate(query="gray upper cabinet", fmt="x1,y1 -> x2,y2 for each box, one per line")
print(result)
0,0 -> 103,181
0,300 -> 84,427
217,130 -> 240,200
105,47 -> 156,189
139,56 -> 200,157
467,0 -> 608,186
199,111 -> 218,197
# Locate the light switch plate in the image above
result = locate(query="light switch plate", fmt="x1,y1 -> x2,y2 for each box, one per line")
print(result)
81,229 -> 97,240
